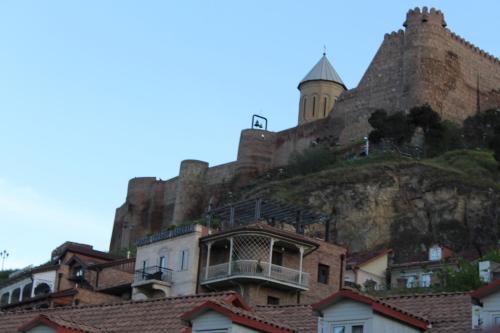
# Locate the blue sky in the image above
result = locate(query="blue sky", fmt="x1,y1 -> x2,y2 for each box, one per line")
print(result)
1,1 -> 499,270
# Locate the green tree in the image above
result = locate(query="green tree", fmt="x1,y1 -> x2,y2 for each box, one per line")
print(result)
463,108 -> 500,148
439,259 -> 483,292
288,146 -> 337,175
368,110 -> 413,145
489,125 -> 500,168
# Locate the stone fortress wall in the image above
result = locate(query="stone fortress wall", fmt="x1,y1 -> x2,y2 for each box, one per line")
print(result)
109,7 -> 500,253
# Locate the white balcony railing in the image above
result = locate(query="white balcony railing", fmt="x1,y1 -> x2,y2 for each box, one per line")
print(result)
201,260 -> 309,289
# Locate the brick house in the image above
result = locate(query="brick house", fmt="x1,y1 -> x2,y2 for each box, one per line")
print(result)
0,242 -> 134,311
197,222 -> 346,306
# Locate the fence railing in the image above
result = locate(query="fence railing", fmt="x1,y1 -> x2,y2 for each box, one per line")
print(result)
134,266 -> 173,283
201,260 -> 309,288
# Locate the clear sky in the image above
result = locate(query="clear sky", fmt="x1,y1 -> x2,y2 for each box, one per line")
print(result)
1,1 -> 499,270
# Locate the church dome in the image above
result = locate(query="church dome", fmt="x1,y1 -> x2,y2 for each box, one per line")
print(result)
298,54 -> 346,89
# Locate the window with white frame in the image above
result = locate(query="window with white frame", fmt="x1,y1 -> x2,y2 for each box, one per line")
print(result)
331,323 -> 364,333
406,275 -> 417,288
159,256 -> 167,269
420,273 -> 431,287
429,246 -> 442,261
180,249 -> 189,271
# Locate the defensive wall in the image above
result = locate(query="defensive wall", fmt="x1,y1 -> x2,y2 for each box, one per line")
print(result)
110,7 -> 500,253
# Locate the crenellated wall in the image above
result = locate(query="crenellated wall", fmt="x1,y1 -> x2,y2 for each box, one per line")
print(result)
110,7 -> 500,253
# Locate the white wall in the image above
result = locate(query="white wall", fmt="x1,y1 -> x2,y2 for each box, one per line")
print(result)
192,311 -> 231,333
25,325 -> 57,333
0,277 -> 32,304
322,300 -> 373,333
134,224 -> 204,296
479,292 -> 500,329
373,314 -> 421,333
31,270 -> 57,297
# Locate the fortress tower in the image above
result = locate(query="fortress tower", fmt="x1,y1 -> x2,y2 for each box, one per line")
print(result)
298,53 -> 346,125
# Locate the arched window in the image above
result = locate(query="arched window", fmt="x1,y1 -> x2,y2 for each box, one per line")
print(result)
302,97 -> 307,120
312,96 -> 316,117
0,292 -> 9,305
11,288 -> 21,303
323,96 -> 328,117
22,283 -> 32,301
34,283 -> 51,297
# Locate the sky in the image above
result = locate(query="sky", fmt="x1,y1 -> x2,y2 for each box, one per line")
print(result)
0,1 -> 499,270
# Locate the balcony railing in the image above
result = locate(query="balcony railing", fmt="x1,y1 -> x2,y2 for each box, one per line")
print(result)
200,260 -> 309,289
134,266 -> 173,284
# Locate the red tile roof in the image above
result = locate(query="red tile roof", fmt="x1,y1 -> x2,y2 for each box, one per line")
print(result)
18,314 -> 102,333
381,292 -> 472,333
255,304 -> 316,333
182,299 -> 295,333
471,279 -> 500,300
346,249 -> 392,269
312,289 -> 429,331
0,291 -> 244,333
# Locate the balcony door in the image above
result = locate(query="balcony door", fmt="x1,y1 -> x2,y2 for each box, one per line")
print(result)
159,256 -> 168,270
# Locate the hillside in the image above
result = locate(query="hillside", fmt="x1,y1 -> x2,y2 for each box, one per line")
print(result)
235,150 -> 500,260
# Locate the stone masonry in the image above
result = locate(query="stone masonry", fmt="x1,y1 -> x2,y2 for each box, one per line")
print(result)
110,7 -> 500,253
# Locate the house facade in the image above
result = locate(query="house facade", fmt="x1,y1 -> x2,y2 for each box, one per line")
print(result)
132,223 -> 208,300
389,245 -> 455,289
0,242 -> 132,310
198,222 -> 346,305
345,249 -> 392,290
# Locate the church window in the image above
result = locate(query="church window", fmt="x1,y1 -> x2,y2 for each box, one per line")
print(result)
312,97 -> 316,117
323,97 -> 328,117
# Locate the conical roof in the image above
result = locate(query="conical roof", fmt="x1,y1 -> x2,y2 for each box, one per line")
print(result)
298,54 -> 345,89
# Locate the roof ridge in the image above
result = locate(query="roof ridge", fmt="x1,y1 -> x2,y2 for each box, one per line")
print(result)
0,291 -> 238,316
381,291 -> 471,299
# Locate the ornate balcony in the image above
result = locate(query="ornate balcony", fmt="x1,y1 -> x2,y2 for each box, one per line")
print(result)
201,259 -> 309,289
199,223 -> 318,291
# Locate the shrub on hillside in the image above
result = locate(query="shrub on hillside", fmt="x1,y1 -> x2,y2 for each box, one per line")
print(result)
464,108 -> 500,148
288,146 -> 337,175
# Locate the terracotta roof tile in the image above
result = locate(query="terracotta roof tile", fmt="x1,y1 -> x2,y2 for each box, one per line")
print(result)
255,304 -> 316,333
381,292 -> 471,333
0,291 -> 241,333
346,249 -> 391,269
313,289 -> 429,331
183,299 -> 296,332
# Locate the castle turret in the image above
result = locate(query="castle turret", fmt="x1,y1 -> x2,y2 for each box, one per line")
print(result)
298,54 -> 346,125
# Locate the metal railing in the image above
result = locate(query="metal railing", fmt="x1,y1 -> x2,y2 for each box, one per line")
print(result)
134,266 -> 173,283
201,260 -> 309,288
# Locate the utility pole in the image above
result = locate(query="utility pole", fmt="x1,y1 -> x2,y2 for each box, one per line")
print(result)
0,250 -> 9,271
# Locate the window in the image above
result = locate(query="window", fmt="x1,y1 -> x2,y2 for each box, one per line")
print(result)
429,246 -> 442,261
323,97 -> 328,117
180,249 -> 189,271
420,273 -> 431,287
406,275 -> 417,288
312,96 -> 316,116
352,325 -> 364,333
10,288 -> 21,303
318,264 -> 330,284
331,323 -> 364,333
302,98 -> 307,119
159,256 -> 167,269
267,296 -> 280,305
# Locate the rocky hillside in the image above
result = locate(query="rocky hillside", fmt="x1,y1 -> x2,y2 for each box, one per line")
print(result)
235,150 -> 500,260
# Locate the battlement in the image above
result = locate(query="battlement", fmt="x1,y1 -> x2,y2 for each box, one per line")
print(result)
448,30 -> 500,66
404,7 -> 446,28
383,29 -> 404,41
